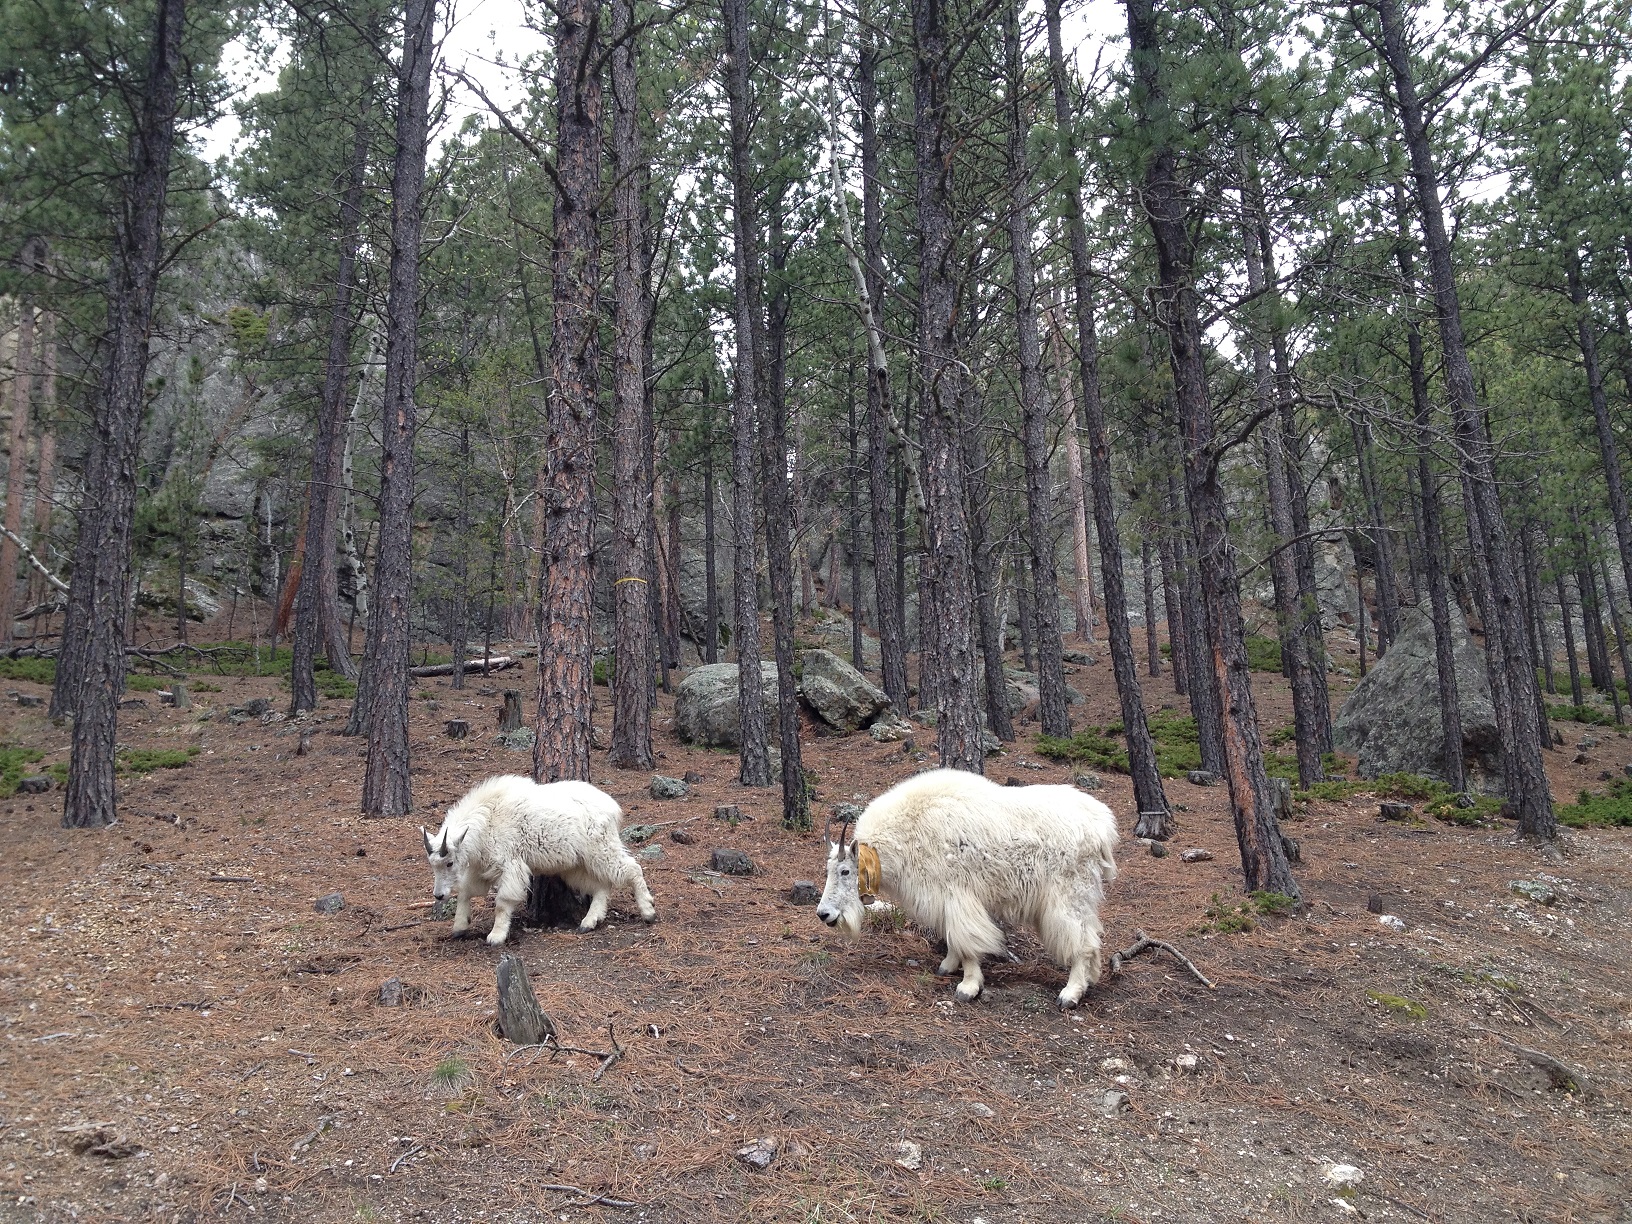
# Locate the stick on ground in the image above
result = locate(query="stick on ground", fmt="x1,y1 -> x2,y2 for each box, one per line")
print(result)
1109,929 -> 1215,989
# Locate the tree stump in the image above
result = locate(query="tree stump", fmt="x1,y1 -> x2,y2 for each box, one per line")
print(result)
495,954 -> 555,1046
296,732 -> 312,757
445,719 -> 469,739
169,683 -> 191,711
525,874 -> 589,929
499,690 -> 522,733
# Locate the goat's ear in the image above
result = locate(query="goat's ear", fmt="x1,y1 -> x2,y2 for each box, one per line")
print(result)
451,829 -> 467,852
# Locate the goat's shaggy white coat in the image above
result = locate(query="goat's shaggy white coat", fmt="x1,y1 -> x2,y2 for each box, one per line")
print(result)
816,769 -> 1118,1007
424,775 -> 657,945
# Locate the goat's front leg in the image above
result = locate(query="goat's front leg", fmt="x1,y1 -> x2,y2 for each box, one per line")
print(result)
451,871 -> 478,935
954,956 -> 985,1002
487,865 -> 531,946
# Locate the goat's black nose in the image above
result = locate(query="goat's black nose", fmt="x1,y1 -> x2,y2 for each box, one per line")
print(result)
819,913 -> 838,927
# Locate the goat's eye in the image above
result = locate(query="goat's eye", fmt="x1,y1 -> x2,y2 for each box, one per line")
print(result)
840,868 -> 850,877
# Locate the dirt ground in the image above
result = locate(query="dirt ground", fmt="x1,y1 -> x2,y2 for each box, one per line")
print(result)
2,623 -> 1630,1224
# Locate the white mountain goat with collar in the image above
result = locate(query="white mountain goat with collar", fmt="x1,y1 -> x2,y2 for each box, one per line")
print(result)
816,769 -> 1119,1007
423,775 -> 657,945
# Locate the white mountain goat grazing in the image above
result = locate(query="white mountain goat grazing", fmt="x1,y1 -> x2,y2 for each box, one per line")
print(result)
816,769 -> 1118,1007
422,775 -> 657,945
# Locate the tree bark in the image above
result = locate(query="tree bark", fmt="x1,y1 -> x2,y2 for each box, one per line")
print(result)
1005,0 -> 1068,737
607,0 -> 654,770
1350,410 -> 1401,652
1048,0 -> 1168,831
291,94 -> 371,714
912,0 -> 983,773
0,240 -> 41,648
1049,317 -> 1098,643
27,321 -> 56,620
763,207 -> 809,828
961,375 -> 1012,743
532,0 -> 603,784
61,0 -> 186,828
1376,0 -> 1553,837
722,0 -> 772,786
1126,0 -> 1295,889
358,0 -> 435,817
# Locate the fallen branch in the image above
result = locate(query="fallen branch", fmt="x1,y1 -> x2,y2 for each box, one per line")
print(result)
1109,929 -> 1215,989
389,1144 -> 422,1174
1501,1038 -> 1596,1097
0,520 -> 68,592
541,1184 -> 640,1210
506,1023 -> 625,1082
208,875 -> 254,884
409,655 -> 516,677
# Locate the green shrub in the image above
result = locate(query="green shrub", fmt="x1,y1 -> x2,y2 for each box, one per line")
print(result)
1558,779 -> 1632,828
1295,770 -> 1504,826
0,657 -> 54,684
1038,711 -> 1202,777
1244,635 -> 1283,672
1548,703 -> 1618,727
118,746 -> 201,775
0,745 -> 45,797
125,673 -> 174,692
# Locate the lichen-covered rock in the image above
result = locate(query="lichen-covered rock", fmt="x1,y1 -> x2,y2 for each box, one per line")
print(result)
797,649 -> 890,732
673,663 -> 779,748
1002,667 -> 1085,714
1333,604 -> 1501,789
649,775 -> 689,799
868,711 -> 914,742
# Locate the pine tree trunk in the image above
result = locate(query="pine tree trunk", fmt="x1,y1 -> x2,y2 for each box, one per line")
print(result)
703,430 -> 719,664
913,0 -> 983,773
1377,0 -> 1553,837
1050,319 -> 1098,643
857,24 -> 909,711
292,95 -> 371,714
608,0 -> 655,770
722,0 -> 772,787
449,427 -> 470,692
1155,479 -> 1187,696
1048,0 -> 1168,830
1557,566 -> 1584,707
1005,0 -> 1068,737
61,0 -> 186,829
0,241 -> 41,649
1126,0 -> 1295,890
763,212 -> 809,828
27,323 -> 56,620
1017,556 -> 1037,674
1522,523 -> 1555,696
847,370 -> 865,671
1351,411 -> 1401,652
359,0 -> 435,817
961,385 -> 1012,743
1172,468 -> 1226,771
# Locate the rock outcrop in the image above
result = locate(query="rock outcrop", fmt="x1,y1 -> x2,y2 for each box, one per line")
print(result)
674,663 -> 780,748
798,649 -> 890,732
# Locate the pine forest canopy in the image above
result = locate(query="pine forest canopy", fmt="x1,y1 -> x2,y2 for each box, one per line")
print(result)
3,0 -> 1630,882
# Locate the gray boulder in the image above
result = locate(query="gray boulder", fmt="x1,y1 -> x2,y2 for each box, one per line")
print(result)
1333,604 -> 1501,789
674,663 -> 780,748
1002,667 -> 1085,714
800,610 -> 881,671
798,649 -> 890,732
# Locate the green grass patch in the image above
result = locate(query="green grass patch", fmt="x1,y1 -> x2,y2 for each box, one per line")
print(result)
1548,703 -> 1619,727
1038,712 -> 1203,777
118,746 -> 201,775
1368,990 -> 1428,1020
1245,635 -> 1283,672
0,657 -> 54,684
0,745 -> 45,797
1558,779 -> 1632,828
125,673 -> 175,692
1295,771 -> 1503,825
316,669 -> 356,700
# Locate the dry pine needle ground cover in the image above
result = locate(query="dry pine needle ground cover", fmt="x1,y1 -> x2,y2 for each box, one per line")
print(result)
2,629 -> 1630,1224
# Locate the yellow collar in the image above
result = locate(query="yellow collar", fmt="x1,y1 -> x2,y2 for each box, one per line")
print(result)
855,842 -> 882,896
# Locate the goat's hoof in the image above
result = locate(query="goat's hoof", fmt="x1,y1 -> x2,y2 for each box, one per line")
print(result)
447,929 -> 473,941
641,913 -> 659,925
954,984 -> 982,1003
1057,993 -> 1083,1011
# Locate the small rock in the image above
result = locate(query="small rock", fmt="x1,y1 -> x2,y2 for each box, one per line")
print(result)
670,828 -> 696,845
1186,770 -> 1218,787
589,724 -> 609,750
713,804 -> 744,823
787,880 -> 820,905
498,727 -> 535,752
1378,801 -> 1413,821
868,712 -> 914,742
1454,792 -> 1476,808
430,897 -> 457,921
1003,776 -> 1023,787
1578,736 -> 1599,750
682,770 -> 703,784
711,848 -> 754,875
1572,751 -> 1589,765
1179,848 -> 1213,863
1073,771 -> 1104,791
313,892 -> 344,915
1096,1090 -> 1129,1118
969,1102 -> 995,1118
14,693 -> 43,708
1098,1056 -> 1130,1074
650,775 -> 689,800
1598,770 -> 1613,782
16,776 -> 52,795
1148,840 -> 1168,858
1623,762 -> 1632,778
1323,1163 -> 1364,1189
1173,1053 -> 1200,1074
982,731 -> 1003,756
830,802 -> 865,826
296,732 -> 312,757
1366,893 -> 1384,914
736,1137 -> 777,1170
377,978 -> 405,1007
639,844 -> 664,861
894,1140 -> 923,1171
621,824 -> 659,844
119,698 -> 148,710
242,697 -> 271,717
1510,880 -> 1558,906
1378,913 -> 1407,932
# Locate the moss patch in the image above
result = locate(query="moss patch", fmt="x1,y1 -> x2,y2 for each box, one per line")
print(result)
1367,991 -> 1428,1020
118,746 -> 202,775
0,745 -> 45,797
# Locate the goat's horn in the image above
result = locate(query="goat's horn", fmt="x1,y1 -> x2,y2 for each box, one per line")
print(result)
422,827 -> 433,855
838,818 -> 852,850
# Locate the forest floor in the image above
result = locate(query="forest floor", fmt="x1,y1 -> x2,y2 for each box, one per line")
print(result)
2,618 -> 1630,1224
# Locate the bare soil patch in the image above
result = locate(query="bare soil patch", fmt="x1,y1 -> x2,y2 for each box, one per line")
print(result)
2,630 -> 1630,1223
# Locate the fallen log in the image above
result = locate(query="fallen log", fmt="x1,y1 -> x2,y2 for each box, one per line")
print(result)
409,655 -> 517,678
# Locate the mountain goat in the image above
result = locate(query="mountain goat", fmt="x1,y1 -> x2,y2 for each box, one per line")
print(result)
423,775 -> 657,946
816,769 -> 1118,1008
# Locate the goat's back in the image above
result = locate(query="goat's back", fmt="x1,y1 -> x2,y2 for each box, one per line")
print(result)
442,775 -> 624,873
